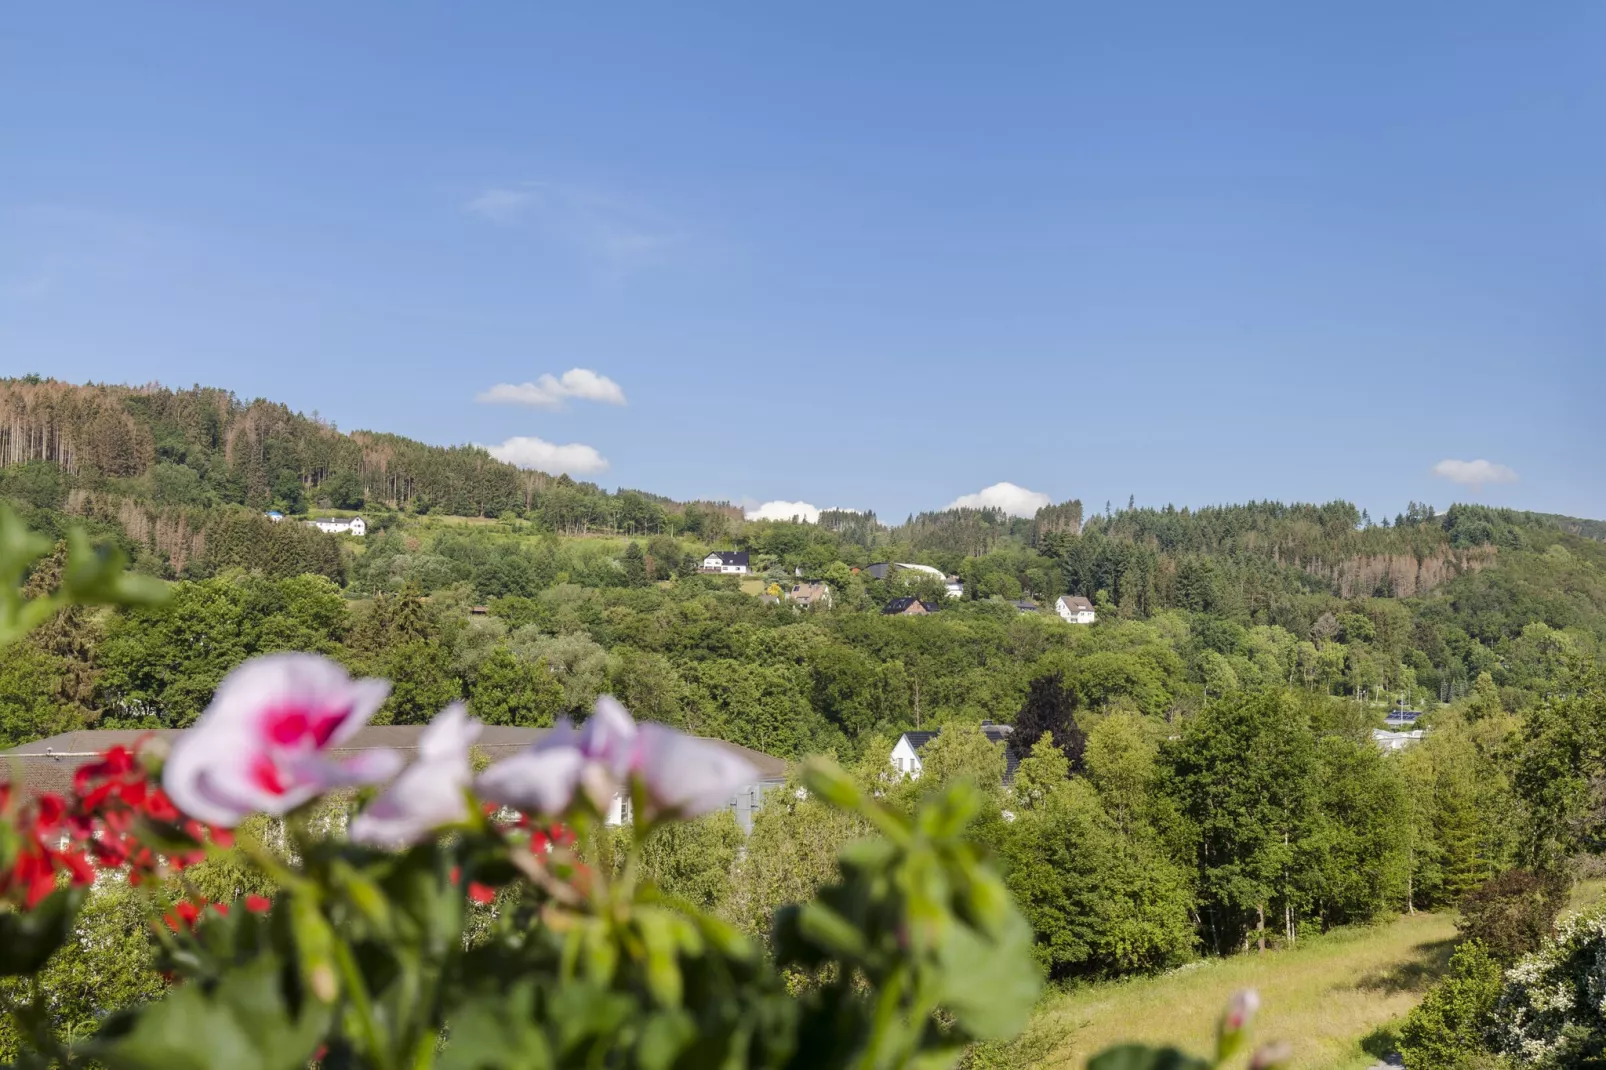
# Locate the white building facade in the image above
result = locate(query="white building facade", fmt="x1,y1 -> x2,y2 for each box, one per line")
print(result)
308,516 -> 367,536
1055,594 -> 1096,624
701,551 -> 750,574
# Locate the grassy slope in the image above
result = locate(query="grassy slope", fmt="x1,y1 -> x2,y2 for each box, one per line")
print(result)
1026,881 -> 1606,1070
1028,912 -> 1457,1070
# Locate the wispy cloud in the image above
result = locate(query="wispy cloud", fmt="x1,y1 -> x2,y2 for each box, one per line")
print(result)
482,435 -> 610,476
477,368 -> 627,410
464,182 -> 681,275
946,482 -> 1051,517
1432,458 -> 1518,491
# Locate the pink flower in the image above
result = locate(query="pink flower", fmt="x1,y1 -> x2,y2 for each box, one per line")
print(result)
476,696 -> 759,821
163,654 -> 400,827
350,703 -> 483,847
1224,989 -> 1260,1032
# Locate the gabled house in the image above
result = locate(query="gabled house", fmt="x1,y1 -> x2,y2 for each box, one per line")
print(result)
308,516 -> 367,537
882,597 -> 939,616
1055,594 -> 1095,624
1008,599 -> 1039,614
890,721 -> 1018,783
788,582 -> 832,608
700,550 -> 750,575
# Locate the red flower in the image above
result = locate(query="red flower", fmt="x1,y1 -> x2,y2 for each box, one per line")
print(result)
468,882 -> 497,905
245,895 -> 272,913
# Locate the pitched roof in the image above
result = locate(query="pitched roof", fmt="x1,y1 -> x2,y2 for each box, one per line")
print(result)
705,550 -> 749,565
3,724 -> 789,795
1057,595 -> 1095,612
900,730 -> 938,751
882,596 -> 920,614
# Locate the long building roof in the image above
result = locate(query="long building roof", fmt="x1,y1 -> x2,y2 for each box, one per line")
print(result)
4,725 -> 789,796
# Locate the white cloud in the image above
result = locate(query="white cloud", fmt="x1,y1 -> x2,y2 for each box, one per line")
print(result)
746,500 -> 822,523
945,481 -> 1052,518
476,368 -> 627,410
463,182 -> 680,275
483,436 -> 610,476
1431,458 -> 1518,491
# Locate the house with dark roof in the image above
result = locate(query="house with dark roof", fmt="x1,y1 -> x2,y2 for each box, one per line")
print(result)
882,597 -> 939,616
889,721 -> 1018,784
4,724 -> 790,834
700,550 -> 750,575
1008,599 -> 1039,614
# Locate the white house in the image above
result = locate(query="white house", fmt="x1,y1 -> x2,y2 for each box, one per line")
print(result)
308,516 -> 367,537
701,550 -> 750,575
1055,594 -> 1096,624
890,722 -> 1016,781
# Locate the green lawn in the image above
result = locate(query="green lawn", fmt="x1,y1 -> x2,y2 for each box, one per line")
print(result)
1015,911 -> 1458,1070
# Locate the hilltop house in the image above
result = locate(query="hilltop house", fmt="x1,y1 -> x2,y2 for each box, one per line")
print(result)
788,582 -> 833,608
882,597 -> 939,616
1055,594 -> 1096,624
700,550 -> 750,575
309,516 -> 367,537
890,722 -> 1018,783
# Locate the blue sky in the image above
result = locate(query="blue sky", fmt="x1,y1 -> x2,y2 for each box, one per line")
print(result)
3,4 -> 1602,522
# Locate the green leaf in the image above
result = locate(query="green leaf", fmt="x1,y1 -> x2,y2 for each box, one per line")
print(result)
438,978 -> 553,1070
1086,1045 -> 1214,1070
635,909 -> 684,1008
85,954 -> 331,1070
635,1010 -> 696,1070
0,886 -> 86,976
931,915 -> 1042,1042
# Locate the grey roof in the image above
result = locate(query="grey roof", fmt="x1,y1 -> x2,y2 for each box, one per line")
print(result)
4,724 -> 788,796
706,550 -> 749,566
1057,595 -> 1095,612
863,563 -> 893,580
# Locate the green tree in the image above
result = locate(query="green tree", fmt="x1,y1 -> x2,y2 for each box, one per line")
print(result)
468,647 -> 563,727
1398,941 -> 1502,1070
1164,690 -> 1317,952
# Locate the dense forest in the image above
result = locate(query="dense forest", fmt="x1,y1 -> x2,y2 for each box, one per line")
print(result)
4,376 -> 1606,1063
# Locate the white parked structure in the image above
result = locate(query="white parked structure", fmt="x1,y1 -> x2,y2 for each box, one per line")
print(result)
1055,594 -> 1096,624
701,550 -> 750,574
1372,728 -> 1425,752
308,516 -> 367,537
891,562 -> 964,599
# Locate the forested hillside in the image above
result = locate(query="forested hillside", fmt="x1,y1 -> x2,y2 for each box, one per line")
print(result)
4,374 -> 1606,1011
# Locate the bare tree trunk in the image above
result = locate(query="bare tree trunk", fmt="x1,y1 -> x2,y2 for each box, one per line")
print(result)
1257,904 -> 1265,954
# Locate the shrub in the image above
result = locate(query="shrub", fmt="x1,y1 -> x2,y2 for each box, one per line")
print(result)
1398,940 -> 1503,1070
1492,904 -> 1606,1066
1457,868 -> 1567,963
